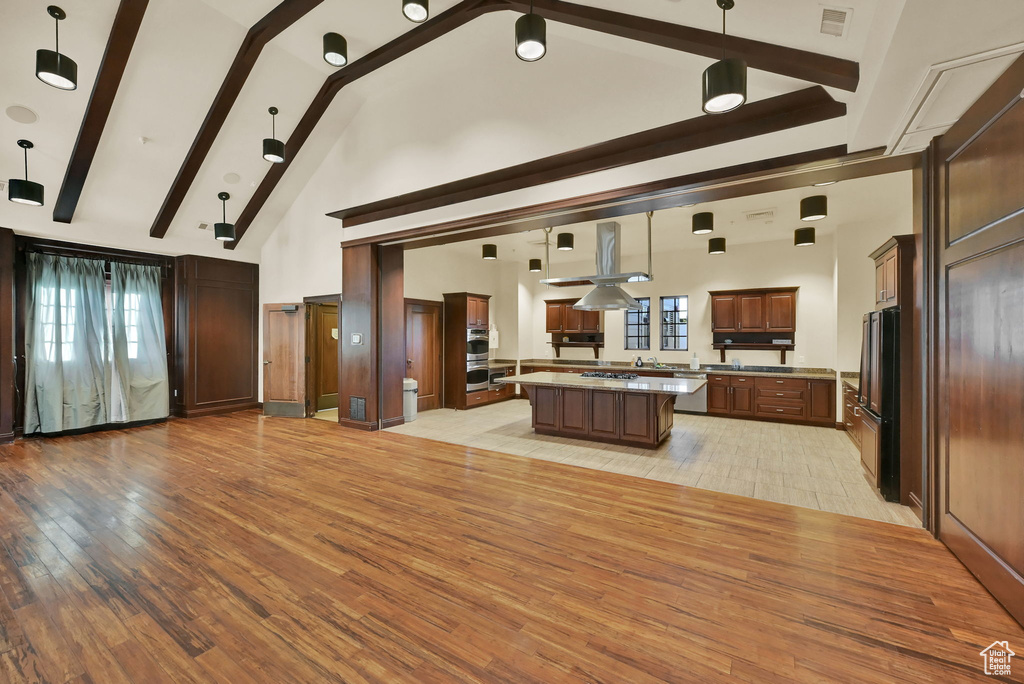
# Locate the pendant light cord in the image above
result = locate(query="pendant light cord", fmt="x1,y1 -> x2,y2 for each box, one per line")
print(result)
222,199 -> 227,224
55,15 -> 59,55
23,147 -> 29,181
721,6 -> 726,60
271,111 -> 276,139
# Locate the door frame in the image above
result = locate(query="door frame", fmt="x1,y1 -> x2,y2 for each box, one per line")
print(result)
303,293 -> 342,417
404,298 -> 444,412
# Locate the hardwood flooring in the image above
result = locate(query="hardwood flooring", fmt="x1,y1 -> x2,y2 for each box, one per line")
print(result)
0,411 -> 1020,683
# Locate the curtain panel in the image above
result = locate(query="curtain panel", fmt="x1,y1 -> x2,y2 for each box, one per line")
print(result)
110,262 -> 169,423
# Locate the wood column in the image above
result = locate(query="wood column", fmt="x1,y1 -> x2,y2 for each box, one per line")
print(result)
0,229 -> 14,443
339,245 -> 404,431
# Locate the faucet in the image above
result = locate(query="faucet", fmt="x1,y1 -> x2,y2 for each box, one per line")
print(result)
647,356 -> 660,368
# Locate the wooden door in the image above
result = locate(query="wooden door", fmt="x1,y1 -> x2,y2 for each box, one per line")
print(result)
730,384 -> 754,416
563,305 -> 582,333
476,298 -> 488,327
311,303 -> 339,411
711,295 -> 738,332
589,390 -> 620,439
620,393 -> 654,443
738,295 -> 765,331
466,298 -> 480,328
545,303 -> 563,332
883,251 -> 898,304
263,303 -> 306,417
559,387 -> 588,436
581,309 -> 600,333
405,300 -> 442,412
875,260 -> 886,307
765,292 -> 795,333
932,59 -> 1024,625
808,380 -> 834,423
532,386 -> 560,430
707,383 -> 730,414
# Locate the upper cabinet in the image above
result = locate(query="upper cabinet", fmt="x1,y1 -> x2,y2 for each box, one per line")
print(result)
871,235 -> 914,309
466,295 -> 489,328
710,288 -> 797,333
545,299 -> 600,333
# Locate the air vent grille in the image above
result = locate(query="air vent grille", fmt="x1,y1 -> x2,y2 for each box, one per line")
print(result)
0,181 -> 6,193
197,221 -> 212,231
820,6 -> 851,38
744,208 -> 776,222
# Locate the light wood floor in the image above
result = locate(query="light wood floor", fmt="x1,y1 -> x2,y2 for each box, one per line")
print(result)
0,411 -> 1020,683
389,400 -> 922,526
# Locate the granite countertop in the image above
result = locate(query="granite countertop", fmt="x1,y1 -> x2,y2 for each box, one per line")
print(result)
705,368 -> 837,380
842,377 -> 860,391
516,359 -> 836,381
500,372 -> 707,395
488,359 -> 518,368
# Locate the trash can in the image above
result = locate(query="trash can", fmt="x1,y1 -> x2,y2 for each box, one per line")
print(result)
403,378 -> 418,422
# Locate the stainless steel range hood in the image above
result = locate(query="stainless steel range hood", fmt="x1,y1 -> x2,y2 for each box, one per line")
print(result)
540,221 -> 650,311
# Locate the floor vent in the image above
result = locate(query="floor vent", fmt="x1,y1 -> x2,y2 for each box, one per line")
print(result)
820,6 -> 852,38
350,397 -> 367,422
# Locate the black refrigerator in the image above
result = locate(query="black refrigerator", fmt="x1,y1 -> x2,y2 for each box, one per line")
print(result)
858,309 -> 901,501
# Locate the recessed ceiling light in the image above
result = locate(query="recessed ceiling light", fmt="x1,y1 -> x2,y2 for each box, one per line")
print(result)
223,173 -> 240,184
5,105 -> 38,124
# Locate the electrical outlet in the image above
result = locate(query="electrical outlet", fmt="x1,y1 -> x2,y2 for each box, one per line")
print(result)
798,355 -> 806,364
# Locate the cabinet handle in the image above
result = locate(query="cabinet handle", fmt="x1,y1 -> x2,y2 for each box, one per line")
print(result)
737,378 -> 746,382
853,407 -> 861,416
777,393 -> 784,396
776,409 -> 784,413
879,289 -> 887,299
776,380 -> 784,384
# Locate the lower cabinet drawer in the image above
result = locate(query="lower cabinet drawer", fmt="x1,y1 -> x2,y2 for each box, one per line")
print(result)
755,402 -> 807,418
466,391 -> 491,406
755,377 -> 810,391
757,388 -> 805,401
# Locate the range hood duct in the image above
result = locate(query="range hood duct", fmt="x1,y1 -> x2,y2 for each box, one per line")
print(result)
540,221 -> 650,311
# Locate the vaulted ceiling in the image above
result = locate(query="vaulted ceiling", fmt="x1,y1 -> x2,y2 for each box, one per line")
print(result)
1,0 -> 1022,261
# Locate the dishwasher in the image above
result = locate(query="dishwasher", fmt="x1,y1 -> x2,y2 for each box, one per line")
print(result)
673,372 -> 708,414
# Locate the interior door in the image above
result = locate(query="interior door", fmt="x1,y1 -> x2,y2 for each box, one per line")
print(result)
312,303 -> 339,410
405,300 -> 443,412
933,57 -> 1024,625
738,295 -> 765,331
263,303 -> 305,417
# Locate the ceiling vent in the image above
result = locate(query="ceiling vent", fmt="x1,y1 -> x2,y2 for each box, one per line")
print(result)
744,208 -> 776,223
819,6 -> 852,38
196,221 -> 212,231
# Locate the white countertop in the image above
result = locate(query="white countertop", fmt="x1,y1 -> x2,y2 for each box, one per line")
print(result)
499,372 -> 708,395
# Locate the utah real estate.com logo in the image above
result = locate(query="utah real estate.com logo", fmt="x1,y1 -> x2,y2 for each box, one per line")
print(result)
980,641 -> 1015,676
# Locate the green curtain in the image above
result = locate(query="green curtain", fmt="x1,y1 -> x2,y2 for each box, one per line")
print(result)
24,254 -> 110,434
109,262 -> 169,422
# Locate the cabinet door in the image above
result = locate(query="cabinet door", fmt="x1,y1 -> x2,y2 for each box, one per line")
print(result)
560,387 -> 588,435
808,380 -> 835,422
707,383 -> 730,414
532,386 -> 560,430
563,305 -> 582,333
765,292 -> 796,333
860,412 -> 880,483
875,261 -> 886,307
738,295 -> 766,332
731,385 -> 755,415
476,298 -> 489,327
466,298 -> 478,328
711,295 -> 738,332
545,303 -> 564,333
620,393 -> 654,443
884,251 -> 898,304
589,390 -> 620,439
581,309 -> 601,333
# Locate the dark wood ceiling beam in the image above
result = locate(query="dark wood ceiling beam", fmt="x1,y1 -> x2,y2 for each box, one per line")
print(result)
330,86 -> 846,227
224,0 -> 503,250
514,0 -> 860,92
148,0 -> 325,238
53,0 -> 149,224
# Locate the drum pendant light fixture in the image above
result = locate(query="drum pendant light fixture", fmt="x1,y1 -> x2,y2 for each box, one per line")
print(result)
800,195 -> 828,221
515,1 -> 547,62
8,140 -> 45,206
403,0 -> 428,23
482,244 -> 497,260
214,192 -> 236,242
708,237 -> 727,255
323,32 -> 347,67
36,6 -> 77,91
692,211 -> 714,235
702,0 -> 746,114
557,232 -> 574,250
263,107 -> 285,164
529,258 -> 542,272
794,227 -> 816,247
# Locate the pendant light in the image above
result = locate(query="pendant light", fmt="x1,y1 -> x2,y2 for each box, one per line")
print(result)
702,0 -> 746,114
36,6 -> 77,91
708,237 -> 726,255
794,227 -> 816,247
403,0 -> 428,23
800,195 -> 828,221
323,32 -> 348,67
529,258 -> 542,272
557,232 -> 574,250
8,140 -> 45,206
692,211 -> 714,235
515,1 -> 546,62
482,244 -> 497,260
215,192 -> 236,242
263,107 -> 285,164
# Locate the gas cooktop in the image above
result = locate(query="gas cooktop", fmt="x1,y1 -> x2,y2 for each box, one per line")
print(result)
580,372 -> 640,380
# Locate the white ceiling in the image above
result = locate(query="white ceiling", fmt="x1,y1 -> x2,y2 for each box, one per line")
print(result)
0,0 -> 1021,259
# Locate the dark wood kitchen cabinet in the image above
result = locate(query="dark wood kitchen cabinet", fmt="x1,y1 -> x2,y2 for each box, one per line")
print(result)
707,374 -> 754,417
526,383 -> 674,448
443,293 -> 506,411
871,235 -> 914,310
466,295 -> 489,328
710,288 -> 797,333
738,295 -> 765,332
765,291 -> 797,333
545,298 -> 600,333
708,373 -> 835,426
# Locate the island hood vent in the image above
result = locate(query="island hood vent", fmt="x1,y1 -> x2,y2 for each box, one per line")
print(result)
540,221 -> 649,311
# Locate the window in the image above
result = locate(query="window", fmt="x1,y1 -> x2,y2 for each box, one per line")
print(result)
122,293 -> 141,360
660,296 -> 689,351
624,297 -> 650,350
39,287 -> 77,362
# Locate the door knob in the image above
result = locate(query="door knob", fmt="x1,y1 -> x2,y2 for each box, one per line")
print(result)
407,359 -> 413,366
263,360 -> 271,365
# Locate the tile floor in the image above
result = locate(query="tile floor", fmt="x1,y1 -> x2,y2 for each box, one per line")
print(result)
386,399 -> 923,527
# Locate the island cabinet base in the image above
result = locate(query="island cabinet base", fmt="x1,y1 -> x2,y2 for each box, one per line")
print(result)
529,386 -> 676,449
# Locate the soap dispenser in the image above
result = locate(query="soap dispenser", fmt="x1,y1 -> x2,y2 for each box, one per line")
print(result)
690,353 -> 700,371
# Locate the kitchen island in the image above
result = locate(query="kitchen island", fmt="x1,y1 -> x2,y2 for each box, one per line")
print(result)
498,372 -> 707,448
